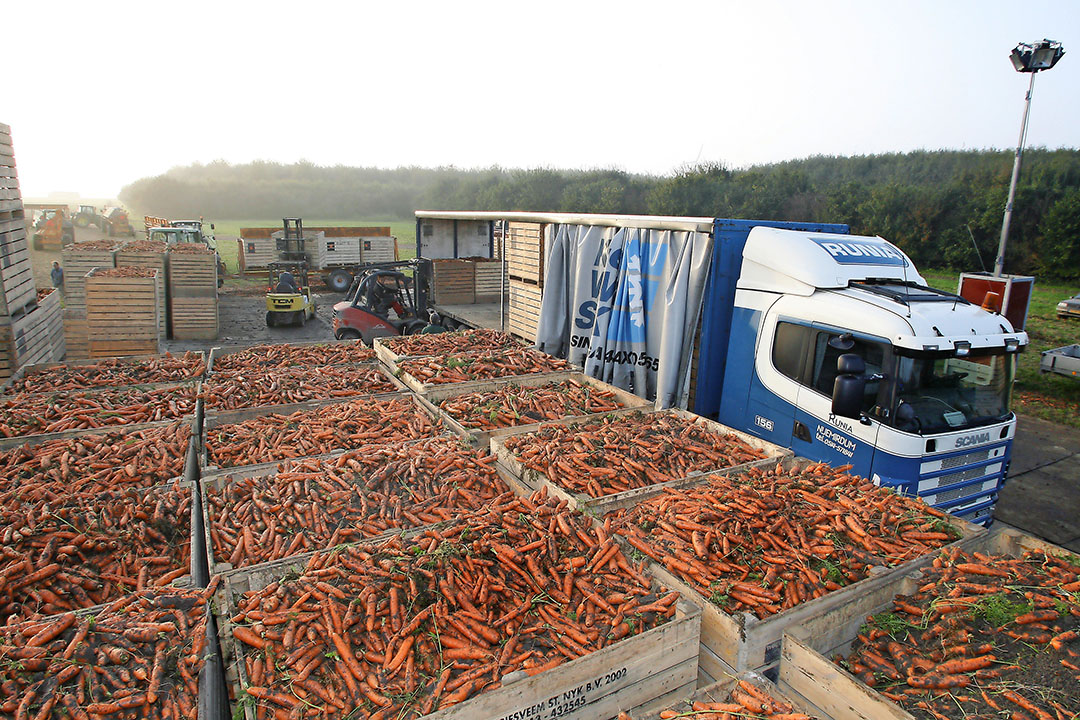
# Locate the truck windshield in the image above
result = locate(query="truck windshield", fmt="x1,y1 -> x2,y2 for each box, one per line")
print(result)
893,352 -> 1014,433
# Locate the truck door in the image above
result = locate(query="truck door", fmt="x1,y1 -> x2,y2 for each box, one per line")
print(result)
742,314 -> 807,449
791,326 -> 884,477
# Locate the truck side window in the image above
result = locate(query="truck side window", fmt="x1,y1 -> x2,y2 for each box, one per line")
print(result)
811,333 -> 885,410
772,322 -> 811,383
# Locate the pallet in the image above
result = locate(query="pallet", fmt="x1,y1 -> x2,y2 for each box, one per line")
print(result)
508,278 -> 542,342
34,287 -> 64,361
415,371 -> 653,447
0,304 -> 58,380
507,221 -> 544,285
116,246 -> 168,341
170,296 -> 219,340
216,535 -> 701,720
777,527 -> 1073,720
473,257 -> 502,303
60,242 -> 121,310
431,258 -> 475,304
85,269 -> 159,359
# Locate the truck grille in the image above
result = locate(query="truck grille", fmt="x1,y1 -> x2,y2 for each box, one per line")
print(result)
941,449 -> 989,470
935,465 -> 989,488
932,479 -> 995,505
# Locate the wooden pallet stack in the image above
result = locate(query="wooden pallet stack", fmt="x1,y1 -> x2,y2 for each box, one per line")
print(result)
85,267 -> 159,358
431,259 -> 475,304
0,123 -> 59,376
506,221 -> 545,342
116,240 -> 168,341
168,244 -> 218,339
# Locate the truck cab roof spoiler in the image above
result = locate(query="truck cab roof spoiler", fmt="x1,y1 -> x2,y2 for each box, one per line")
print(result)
850,280 -> 973,308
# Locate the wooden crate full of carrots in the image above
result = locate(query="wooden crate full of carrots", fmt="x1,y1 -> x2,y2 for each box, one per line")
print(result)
201,362 -> 404,412
373,328 -> 525,366
416,372 -> 653,446
1,351 -> 206,395
491,408 -> 789,508
200,436 -> 526,574
777,526 -> 1080,720
201,395 -> 440,471
0,480 -> 200,625
0,382 -> 199,446
628,670 -> 822,720
0,585 -> 220,720
207,340 -> 375,374
385,346 -> 574,394
216,491 -> 702,720
595,461 -> 986,678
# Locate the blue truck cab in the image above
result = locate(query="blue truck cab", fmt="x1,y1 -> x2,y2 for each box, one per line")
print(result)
694,219 -> 1028,525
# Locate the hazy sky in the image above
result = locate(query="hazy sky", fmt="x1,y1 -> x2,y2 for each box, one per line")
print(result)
6,0 -> 1078,198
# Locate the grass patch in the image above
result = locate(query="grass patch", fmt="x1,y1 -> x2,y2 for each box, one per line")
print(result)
921,268 -> 1080,429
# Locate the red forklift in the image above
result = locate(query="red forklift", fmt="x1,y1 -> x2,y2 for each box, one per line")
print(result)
331,259 -> 453,343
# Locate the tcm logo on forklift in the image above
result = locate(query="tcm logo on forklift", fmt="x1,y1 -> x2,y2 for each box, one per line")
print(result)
955,432 -> 991,448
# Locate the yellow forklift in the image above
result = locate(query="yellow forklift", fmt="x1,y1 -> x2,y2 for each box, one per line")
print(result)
266,260 -> 316,327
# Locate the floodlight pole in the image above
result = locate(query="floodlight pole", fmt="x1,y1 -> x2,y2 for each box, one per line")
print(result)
994,71 -> 1037,277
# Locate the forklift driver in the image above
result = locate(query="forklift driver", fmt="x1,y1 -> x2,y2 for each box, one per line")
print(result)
275,271 -> 299,294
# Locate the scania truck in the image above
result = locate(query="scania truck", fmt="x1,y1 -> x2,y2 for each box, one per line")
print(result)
697,219 -> 1027,526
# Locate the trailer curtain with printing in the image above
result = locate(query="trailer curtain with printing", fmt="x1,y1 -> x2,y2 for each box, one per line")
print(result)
535,224 -> 712,408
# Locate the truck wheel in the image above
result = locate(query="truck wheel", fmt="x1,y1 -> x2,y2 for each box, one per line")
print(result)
327,269 -> 353,293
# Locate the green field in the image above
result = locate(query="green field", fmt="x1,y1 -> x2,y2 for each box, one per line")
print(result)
921,269 -> 1080,428
204,219 -> 416,274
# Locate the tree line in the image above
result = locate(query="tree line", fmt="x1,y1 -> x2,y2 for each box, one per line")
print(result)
119,149 -> 1080,279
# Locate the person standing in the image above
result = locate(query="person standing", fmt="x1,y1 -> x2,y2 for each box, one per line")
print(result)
51,261 -> 64,294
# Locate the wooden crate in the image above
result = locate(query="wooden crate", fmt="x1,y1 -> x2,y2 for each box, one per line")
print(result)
0,304 -> 57,380
507,221 -> 544,284
86,268 -> 160,359
777,527 -> 1074,720
473,258 -> 502,302
116,244 -> 168,341
171,297 -> 219,340
382,349 -> 577,395
237,231 -> 276,271
432,258 -> 475,304
360,235 -> 397,263
61,241 -> 121,310
509,278 -> 542,341
169,248 -> 218,294
636,671 -> 820,720
35,288 -> 64,361
0,216 -> 36,318
62,308 -> 88,362
217,538 -> 701,720
415,371 -> 652,447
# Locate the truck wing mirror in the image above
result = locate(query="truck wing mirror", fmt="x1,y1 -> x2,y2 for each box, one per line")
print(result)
832,353 -> 866,419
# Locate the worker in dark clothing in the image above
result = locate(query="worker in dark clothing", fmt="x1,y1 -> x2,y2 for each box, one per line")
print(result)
51,261 -> 64,290
275,271 -> 299,294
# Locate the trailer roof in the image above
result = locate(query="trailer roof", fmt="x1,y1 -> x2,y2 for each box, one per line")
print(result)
414,211 -> 714,233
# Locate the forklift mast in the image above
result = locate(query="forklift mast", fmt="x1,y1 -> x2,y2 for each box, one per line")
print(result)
277,217 -> 307,262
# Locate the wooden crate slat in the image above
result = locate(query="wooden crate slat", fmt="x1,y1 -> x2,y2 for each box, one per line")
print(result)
170,296 -> 218,340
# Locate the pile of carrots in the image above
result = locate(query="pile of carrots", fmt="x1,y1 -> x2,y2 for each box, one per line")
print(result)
205,397 -> 436,469
7,352 -> 205,394
119,240 -> 169,252
203,364 -> 397,411
620,678 -> 818,719
1,483 -> 192,621
0,420 -> 193,501
91,266 -> 157,279
71,238 -> 122,250
206,437 -> 509,569
0,585 -> 214,719
0,384 -> 197,437
227,491 -> 677,718
398,347 -> 571,385
609,463 -> 961,619
437,378 -> 628,431
35,287 -> 55,302
169,243 -> 213,255
840,546 -> 1079,719
380,328 -> 522,358
211,342 -> 375,372
503,411 -> 766,498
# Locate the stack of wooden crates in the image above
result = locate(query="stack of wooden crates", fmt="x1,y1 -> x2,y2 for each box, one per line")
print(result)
506,222 -> 545,342
0,122 -> 64,377
115,240 -> 168,342
85,268 -> 159,358
168,245 -> 218,339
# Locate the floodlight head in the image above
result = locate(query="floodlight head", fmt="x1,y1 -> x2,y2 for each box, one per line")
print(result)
1010,39 -> 1065,73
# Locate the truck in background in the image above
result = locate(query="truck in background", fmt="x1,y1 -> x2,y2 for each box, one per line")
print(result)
145,217 -> 227,284
696,219 -> 1027,526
